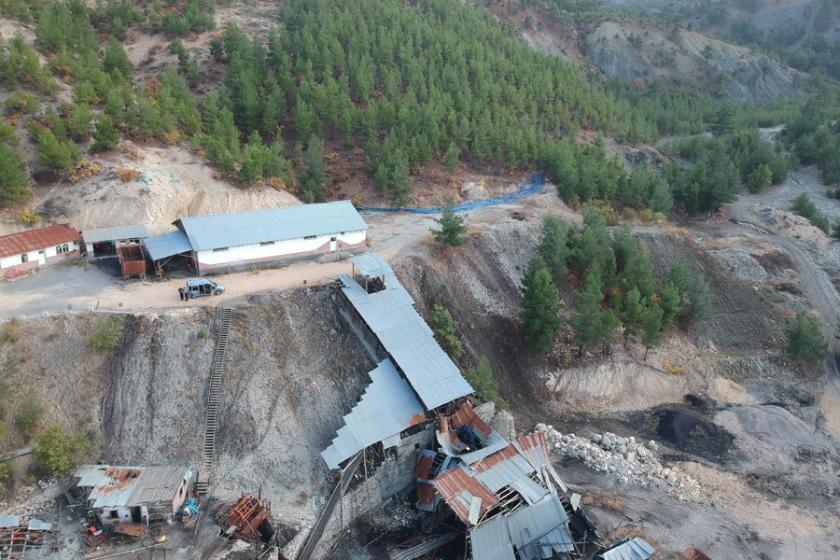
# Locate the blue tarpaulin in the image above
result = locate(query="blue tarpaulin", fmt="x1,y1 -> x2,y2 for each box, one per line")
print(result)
357,173 -> 545,215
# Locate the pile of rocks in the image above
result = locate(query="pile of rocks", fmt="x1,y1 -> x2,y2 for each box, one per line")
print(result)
535,424 -> 702,502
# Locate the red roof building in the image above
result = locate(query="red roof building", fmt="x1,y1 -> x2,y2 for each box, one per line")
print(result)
0,224 -> 81,277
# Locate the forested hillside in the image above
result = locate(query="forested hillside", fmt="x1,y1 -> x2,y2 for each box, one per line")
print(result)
0,0 -> 832,221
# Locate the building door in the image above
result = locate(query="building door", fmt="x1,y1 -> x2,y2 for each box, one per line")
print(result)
330,236 -> 337,251
131,507 -> 141,523
37,250 -> 46,265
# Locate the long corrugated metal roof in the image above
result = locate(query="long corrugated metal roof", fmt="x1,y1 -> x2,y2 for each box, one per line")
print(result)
82,224 -> 149,244
470,515 -> 516,560
177,201 -> 367,252
321,359 -> 426,469
506,493 -> 574,559
339,256 -> 473,409
598,537 -> 656,560
76,465 -> 189,508
142,230 -> 192,261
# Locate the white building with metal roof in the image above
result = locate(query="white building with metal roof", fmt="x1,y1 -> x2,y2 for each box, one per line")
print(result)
173,201 -> 367,275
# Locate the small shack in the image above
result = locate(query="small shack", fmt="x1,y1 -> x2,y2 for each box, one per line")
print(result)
142,229 -> 194,277
0,224 -> 80,278
74,465 -> 194,527
81,224 -> 149,259
117,244 -> 147,279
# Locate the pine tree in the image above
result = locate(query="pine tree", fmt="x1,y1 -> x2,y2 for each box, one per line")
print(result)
623,249 -> 656,299
298,134 -> 325,202
92,115 -> 121,151
432,203 -> 466,246
0,144 -> 29,207
747,163 -> 772,193
430,304 -> 462,358
238,131 -> 267,183
444,141 -> 460,175
641,303 -> 664,361
521,256 -> 561,353
784,311 -> 827,361
659,281 -> 682,328
571,267 -> 619,352
538,215 -> 569,279
103,40 -> 132,81
621,287 -> 644,348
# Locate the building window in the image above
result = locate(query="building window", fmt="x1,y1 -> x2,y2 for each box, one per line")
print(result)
330,236 -> 337,242
57,244 -> 70,254
109,510 -> 118,519
260,241 -> 275,246
21,253 -> 28,263
304,235 -> 316,240
212,247 -> 228,253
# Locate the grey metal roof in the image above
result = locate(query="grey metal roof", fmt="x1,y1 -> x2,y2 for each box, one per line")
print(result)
82,224 -> 149,244
142,230 -> 192,261
599,537 -> 656,560
470,515 -> 516,560
509,477 -> 549,505
506,493 -> 574,558
28,519 -> 52,531
177,201 -> 367,252
339,256 -> 473,410
473,455 -> 533,493
321,359 -> 426,469
456,434 -> 509,466
353,252 -> 392,278
0,515 -> 20,528
76,465 -> 189,508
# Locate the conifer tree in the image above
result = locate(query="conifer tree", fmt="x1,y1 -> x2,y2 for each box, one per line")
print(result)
538,215 -> 569,279
641,303 -> 664,361
784,311 -> 827,361
621,287 -> 644,348
298,134 -> 325,202
432,203 -> 466,246
92,114 -> 121,151
521,256 -> 561,354
0,144 -> 29,207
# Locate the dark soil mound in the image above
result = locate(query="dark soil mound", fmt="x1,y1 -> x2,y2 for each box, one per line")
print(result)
655,408 -> 735,459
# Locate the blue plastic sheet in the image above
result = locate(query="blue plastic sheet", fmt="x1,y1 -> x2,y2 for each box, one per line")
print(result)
357,172 -> 545,215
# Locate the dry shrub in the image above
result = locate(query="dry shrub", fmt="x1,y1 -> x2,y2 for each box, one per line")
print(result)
581,491 -> 625,511
68,159 -> 102,184
267,176 -> 296,194
144,76 -> 160,98
116,167 -> 141,182
662,359 -> 684,375
123,146 -> 140,160
161,129 -> 181,145
17,208 -> 41,226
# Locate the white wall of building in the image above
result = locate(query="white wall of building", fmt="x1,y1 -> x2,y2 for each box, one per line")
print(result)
0,241 -> 79,269
195,230 -> 366,270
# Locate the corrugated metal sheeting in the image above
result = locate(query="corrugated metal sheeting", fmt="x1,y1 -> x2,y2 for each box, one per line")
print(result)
506,494 -> 574,559
142,230 -> 192,261
339,256 -> 473,409
470,515 -> 516,560
432,467 -> 499,523
352,252 -> 392,278
469,494 -> 574,560
177,201 -> 367,252
321,359 -> 426,469
598,537 -> 656,560
82,224 -> 149,244
75,465 -> 188,508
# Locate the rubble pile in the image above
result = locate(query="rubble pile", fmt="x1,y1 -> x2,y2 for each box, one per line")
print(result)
534,424 -> 702,502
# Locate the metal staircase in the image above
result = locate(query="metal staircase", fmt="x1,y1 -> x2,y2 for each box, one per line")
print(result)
196,306 -> 232,495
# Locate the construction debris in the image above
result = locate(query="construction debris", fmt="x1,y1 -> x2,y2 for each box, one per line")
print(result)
0,515 -> 59,559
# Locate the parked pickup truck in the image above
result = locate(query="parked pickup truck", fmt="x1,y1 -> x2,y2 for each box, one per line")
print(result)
182,278 -> 225,300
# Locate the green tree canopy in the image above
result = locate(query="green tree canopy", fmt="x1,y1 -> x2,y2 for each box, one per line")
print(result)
538,215 -> 569,279
430,304 -> 462,359
432,204 -> 466,246
784,310 -> 827,361
521,256 -> 562,353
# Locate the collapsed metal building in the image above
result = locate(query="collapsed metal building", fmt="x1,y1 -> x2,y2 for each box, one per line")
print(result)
310,254 -> 656,560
